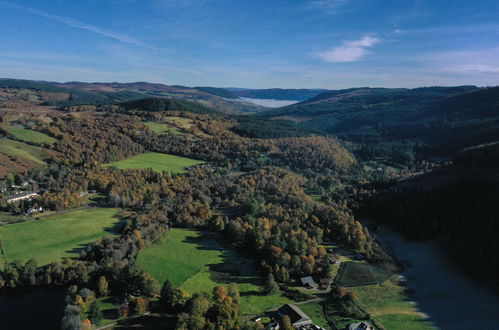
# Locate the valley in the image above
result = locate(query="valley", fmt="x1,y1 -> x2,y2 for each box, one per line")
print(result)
0,80 -> 498,330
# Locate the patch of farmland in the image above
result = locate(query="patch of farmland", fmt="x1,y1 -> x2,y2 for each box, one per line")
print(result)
103,152 -> 203,174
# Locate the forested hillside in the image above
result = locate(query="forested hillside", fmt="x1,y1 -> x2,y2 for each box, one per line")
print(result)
0,79 -> 264,113
2,82 -> 499,330
359,143 -> 499,283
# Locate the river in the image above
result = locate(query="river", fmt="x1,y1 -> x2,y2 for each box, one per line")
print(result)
368,221 -> 499,329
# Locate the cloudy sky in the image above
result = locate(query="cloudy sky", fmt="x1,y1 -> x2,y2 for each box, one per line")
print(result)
1,0 -> 499,88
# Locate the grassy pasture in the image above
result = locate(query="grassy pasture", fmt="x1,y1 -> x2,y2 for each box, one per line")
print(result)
103,152 -> 203,174
136,229 -> 292,314
145,121 -> 182,135
336,262 -> 394,287
163,116 -> 211,138
298,301 -> 330,329
0,139 -> 47,165
0,207 -> 122,266
350,279 -> 433,330
163,116 -> 195,130
7,128 -> 56,145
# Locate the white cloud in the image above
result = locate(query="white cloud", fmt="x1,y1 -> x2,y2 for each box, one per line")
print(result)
310,0 -> 349,9
317,36 -> 379,63
423,47 -> 499,74
0,1 -> 154,49
307,0 -> 352,14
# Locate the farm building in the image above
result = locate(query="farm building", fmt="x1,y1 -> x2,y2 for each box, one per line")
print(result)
348,321 -> 374,330
300,276 -> 317,288
267,304 -> 313,329
6,192 -> 38,203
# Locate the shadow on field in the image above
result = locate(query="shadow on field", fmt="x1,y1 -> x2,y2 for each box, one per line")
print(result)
183,232 -> 264,288
64,218 -> 125,256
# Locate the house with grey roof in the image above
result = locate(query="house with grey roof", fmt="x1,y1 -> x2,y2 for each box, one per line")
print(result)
300,276 -> 317,288
348,321 -> 374,330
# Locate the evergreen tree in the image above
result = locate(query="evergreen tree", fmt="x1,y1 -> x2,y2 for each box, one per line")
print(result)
263,273 -> 279,295
160,279 -> 174,310
228,282 -> 240,304
89,301 -> 103,326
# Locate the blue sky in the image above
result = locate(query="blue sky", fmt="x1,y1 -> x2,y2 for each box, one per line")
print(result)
1,0 -> 499,88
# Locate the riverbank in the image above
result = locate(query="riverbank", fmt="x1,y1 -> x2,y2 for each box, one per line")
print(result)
366,220 -> 499,329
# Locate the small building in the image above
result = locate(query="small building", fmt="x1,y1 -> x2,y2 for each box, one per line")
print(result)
6,192 -> 38,204
353,253 -> 365,261
300,276 -> 317,288
328,256 -> 337,264
27,206 -> 43,214
348,321 -> 374,330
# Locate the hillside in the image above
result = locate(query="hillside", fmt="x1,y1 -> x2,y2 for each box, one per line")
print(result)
257,86 -> 499,158
0,79 -> 265,113
360,142 -> 499,283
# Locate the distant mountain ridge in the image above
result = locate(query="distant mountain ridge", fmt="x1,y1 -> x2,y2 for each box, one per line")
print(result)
257,85 -> 499,156
0,79 -> 265,113
227,88 -> 328,101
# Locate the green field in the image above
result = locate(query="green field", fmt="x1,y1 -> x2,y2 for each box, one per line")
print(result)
350,279 -> 433,330
0,207 -> 122,266
145,121 -> 182,135
7,128 -> 56,145
84,297 -> 121,327
136,229 -> 292,314
298,302 -> 330,329
103,152 -> 203,174
336,262 -> 394,287
0,139 -> 47,165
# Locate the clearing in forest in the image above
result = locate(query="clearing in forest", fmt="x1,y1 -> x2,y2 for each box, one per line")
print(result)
0,207 -> 122,266
144,121 -> 182,135
103,152 -> 203,173
136,229 -> 293,314
0,139 -> 47,166
336,262 -> 394,287
7,128 -> 56,145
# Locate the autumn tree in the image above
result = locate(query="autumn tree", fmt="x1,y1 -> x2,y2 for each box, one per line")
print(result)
130,297 -> 146,315
97,276 -> 109,296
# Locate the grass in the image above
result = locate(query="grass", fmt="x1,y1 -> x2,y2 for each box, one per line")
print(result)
103,152 -> 203,174
89,297 -> 121,327
376,314 -> 433,330
336,262 -> 394,287
0,139 -> 47,165
163,116 -> 195,130
350,279 -> 433,330
7,128 -> 56,145
145,121 -> 182,135
0,207 -> 122,266
298,301 -> 331,329
136,229 -> 292,314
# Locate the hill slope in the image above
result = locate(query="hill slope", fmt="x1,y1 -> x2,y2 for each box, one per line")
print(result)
0,79 -> 265,113
258,86 -> 499,156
